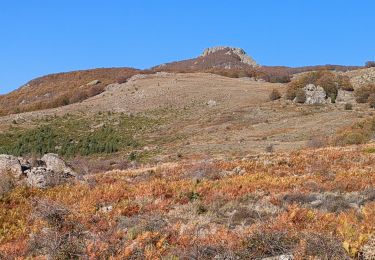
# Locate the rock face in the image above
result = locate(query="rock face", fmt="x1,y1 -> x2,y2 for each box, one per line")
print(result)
295,84 -> 330,105
201,46 -> 258,67
0,154 -> 23,179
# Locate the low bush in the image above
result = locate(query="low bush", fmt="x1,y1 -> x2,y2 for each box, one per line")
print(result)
239,231 -> 297,259
365,61 -> 375,68
269,89 -> 281,101
344,103 -> 353,110
294,88 -> 306,103
332,117 -> 375,146
354,84 -> 375,103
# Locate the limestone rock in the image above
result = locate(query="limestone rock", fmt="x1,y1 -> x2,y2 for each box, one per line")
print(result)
201,46 -> 258,67
0,154 -> 23,179
41,153 -> 76,176
86,79 -> 100,86
25,166 -> 73,189
301,84 -> 330,105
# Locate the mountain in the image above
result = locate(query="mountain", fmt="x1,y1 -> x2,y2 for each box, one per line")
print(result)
152,46 -> 259,73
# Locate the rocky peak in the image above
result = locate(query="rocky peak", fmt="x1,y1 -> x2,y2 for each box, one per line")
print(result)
201,46 -> 258,67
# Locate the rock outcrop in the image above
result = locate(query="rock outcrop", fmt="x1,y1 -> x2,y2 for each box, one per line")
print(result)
41,153 -> 77,177
0,154 -> 23,179
304,84 -> 330,105
0,153 -> 76,190
201,46 -> 258,67
294,84 -> 330,105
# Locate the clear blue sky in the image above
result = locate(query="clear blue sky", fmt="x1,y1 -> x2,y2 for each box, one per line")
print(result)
1,0 -> 374,94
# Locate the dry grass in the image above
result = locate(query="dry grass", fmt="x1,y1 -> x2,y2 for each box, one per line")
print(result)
0,145 -> 374,258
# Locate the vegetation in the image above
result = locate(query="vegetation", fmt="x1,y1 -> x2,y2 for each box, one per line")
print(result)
0,68 -> 140,116
0,146 -> 374,258
365,61 -> 375,68
286,71 -> 353,103
332,117 -> 375,146
0,113 -> 158,158
269,89 -> 281,101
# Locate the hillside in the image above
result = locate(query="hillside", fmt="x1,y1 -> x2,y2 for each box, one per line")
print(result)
1,145 -> 375,258
0,67 -> 140,116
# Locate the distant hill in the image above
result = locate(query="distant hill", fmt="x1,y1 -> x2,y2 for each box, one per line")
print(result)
0,46 -> 363,116
0,67 -> 140,115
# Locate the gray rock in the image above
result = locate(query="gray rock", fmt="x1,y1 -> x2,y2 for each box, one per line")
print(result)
41,153 -> 76,176
303,84 -> 329,105
0,154 -> 23,179
25,166 -> 73,189
86,79 -> 100,86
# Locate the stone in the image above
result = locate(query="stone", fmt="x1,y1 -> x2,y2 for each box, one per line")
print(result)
302,84 -> 329,105
41,153 -> 77,176
25,166 -> 73,189
0,154 -> 23,179
86,79 -> 101,86
206,100 -> 217,107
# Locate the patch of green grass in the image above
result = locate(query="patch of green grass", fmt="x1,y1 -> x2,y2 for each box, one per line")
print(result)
0,113 -> 159,158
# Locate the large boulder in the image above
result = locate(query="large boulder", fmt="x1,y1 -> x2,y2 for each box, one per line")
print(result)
41,153 -> 76,177
297,84 -> 330,105
0,154 -> 23,179
25,166 -> 74,189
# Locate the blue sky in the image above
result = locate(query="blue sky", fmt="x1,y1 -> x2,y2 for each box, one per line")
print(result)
1,1 -> 374,94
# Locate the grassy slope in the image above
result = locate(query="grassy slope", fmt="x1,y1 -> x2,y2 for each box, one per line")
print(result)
0,145 -> 374,258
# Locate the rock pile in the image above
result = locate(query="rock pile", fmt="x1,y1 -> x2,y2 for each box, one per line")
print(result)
0,153 -> 76,190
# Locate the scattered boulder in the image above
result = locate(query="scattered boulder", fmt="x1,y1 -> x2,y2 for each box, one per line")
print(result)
41,153 -> 77,177
297,84 -> 330,105
206,100 -> 217,107
1,154 -> 77,190
0,154 -> 23,179
86,79 -> 101,86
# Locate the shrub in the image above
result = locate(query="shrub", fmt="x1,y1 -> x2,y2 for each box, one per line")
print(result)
239,231 -> 297,259
269,89 -> 281,101
306,136 -> 327,148
368,93 -> 375,108
344,103 -> 353,110
29,199 -> 87,259
365,61 -> 375,68
295,88 -> 306,103
302,233 -> 348,259
355,84 -> 375,103
332,118 -> 375,146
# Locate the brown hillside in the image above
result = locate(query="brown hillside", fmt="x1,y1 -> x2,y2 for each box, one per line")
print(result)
0,67 -> 140,116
